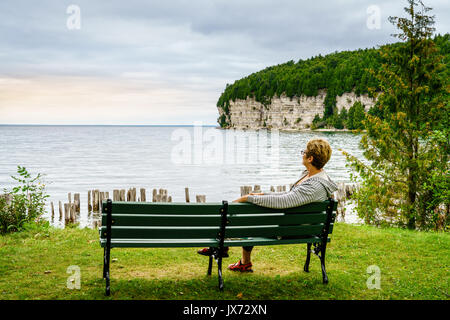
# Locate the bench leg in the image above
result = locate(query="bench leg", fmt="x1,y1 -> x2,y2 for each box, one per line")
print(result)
207,255 -> 213,276
320,244 -> 328,284
217,255 -> 224,291
104,245 -> 111,296
304,243 -> 312,272
103,247 -> 107,279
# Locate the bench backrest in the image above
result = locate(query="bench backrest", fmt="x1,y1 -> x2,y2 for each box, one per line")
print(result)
100,199 -> 337,244
225,201 -> 336,238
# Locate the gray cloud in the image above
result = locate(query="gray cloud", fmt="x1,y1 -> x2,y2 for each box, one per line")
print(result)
0,0 -> 448,124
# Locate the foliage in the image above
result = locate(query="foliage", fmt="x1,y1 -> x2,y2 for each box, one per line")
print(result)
346,101 -> 366,130
0,166 -> 49,234
342,0 -> 449,230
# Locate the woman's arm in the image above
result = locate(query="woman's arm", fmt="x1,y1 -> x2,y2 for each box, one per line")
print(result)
246,179 -> 328,209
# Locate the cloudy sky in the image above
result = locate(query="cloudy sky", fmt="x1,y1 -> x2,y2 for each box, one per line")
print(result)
0,0 -> 448,125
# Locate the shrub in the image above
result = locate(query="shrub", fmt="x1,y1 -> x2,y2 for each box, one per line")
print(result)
0,166 -> 49,234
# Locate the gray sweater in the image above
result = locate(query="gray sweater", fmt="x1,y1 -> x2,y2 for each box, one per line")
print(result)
246,169 -> 338,209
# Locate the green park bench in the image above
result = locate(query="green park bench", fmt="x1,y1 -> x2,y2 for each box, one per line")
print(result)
99,198 -> 338,296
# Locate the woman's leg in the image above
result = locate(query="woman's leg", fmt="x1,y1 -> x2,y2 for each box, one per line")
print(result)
242,246 -> 253,264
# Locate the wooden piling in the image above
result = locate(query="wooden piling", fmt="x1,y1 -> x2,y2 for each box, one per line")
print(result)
119,189 -> 125,201
70,203 -> 76,223
185,188 -> 190,203
74,193 -> 80,213
88,190 -> 92,212
93,190 -> 99,212
127,188 -> 136,202
196,195 -> 206,203
152,189 -> 157,202
140,188 -> 146,202
64,203 -> 69,225
59,201 -> 63,220
51,202 -> 54,220
99,192 -> 105,212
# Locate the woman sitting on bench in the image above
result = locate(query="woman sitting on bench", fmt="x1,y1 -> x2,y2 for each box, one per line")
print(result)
197,138 -> 338,272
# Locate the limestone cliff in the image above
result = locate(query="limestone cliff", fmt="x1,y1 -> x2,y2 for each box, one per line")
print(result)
217,90 -> 376,130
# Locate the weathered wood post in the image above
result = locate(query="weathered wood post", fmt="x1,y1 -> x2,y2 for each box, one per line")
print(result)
270,186 -> 275,192
99,192 -> 105,212
59,201 -> 63,220
127,188 -> 136,202
51,202 -> 55,220
119,189 -> 125,201
152,189 -> 157,202
196,195 -> 206,203
185,187 -> 190,203
88,190 -> 92,212
64,203 -> 69,225
113,190 -> 119,201
74,193 -> 80,213
140,188 -> 146,202
93,190 -> 99,212
70,203 -> 76,223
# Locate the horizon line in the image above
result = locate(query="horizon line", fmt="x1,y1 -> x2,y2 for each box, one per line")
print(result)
0,124 -> 218,127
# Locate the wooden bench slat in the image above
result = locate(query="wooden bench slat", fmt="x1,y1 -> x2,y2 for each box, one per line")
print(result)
99,236 -> 331,248
108,202 -> 223,215
228,212 -> 328,226
102,214 -> 222,227
100,226 -> 220,239
224,224 -> 325,238
102,212 -> 328,227
228,202 -> 329,214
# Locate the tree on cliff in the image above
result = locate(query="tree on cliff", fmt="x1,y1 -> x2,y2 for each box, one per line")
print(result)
342,0 -> 449,230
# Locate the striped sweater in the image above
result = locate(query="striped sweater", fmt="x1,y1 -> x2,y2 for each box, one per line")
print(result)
246,169 -> 338,209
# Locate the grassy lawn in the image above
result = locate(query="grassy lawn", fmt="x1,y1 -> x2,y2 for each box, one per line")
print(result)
0,222 -> 448,300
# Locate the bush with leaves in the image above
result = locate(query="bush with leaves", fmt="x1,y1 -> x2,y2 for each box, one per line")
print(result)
0,166 -> 49,234
342,0 -> 449,230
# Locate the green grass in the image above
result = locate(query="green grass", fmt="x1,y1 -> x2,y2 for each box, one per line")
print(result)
0,222 -> 449,300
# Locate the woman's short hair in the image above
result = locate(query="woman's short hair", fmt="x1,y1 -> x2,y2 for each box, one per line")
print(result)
305,138 -> 332,169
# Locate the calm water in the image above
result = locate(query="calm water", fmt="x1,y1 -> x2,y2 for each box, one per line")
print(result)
0,125 -> 364,227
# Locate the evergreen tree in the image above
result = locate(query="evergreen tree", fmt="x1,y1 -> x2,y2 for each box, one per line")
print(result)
342,0 -> 449,230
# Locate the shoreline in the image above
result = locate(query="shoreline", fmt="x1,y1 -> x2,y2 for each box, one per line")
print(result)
215,126 -> 365,133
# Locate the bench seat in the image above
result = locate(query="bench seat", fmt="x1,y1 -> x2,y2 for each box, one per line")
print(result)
99,236 -> 330,248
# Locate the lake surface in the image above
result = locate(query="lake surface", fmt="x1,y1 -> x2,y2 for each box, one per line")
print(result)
0,125 -> 364,227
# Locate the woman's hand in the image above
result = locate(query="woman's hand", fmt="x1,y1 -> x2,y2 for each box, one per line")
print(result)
232,195 -> 249,203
